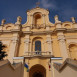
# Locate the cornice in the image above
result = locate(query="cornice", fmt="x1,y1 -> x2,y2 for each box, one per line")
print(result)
0,37 -> 12,40
54,28 -> 77,32
23,31 -> 32,34
22,28 -> 77,35
22,30 -> 53,35
66,28 -> 77,32
24,55 -> 53,59
0,28 -> 77,34
32,31 -> 53,35
0,29 -> 21,33
54,28 -> 66,32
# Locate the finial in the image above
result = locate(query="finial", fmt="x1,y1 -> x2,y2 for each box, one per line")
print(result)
15,16 -> 22,25
36,2 -> 40,7
1,19 -> 6,25
54,15 -> 61,23
71,17 -> 75,23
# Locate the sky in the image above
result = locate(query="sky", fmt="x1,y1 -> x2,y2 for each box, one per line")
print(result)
0,0 -> 77,24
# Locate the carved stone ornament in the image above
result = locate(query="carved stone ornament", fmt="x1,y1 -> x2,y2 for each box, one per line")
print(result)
24,40 -> 30,44
11,37 -> 19,43
58,36 -> 66,43
59,39 -> 65,43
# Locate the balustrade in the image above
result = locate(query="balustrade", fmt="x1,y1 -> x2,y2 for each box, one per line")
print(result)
24,51 -> 52,58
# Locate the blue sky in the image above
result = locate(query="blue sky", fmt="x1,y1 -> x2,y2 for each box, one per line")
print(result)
0,0 -> 77,24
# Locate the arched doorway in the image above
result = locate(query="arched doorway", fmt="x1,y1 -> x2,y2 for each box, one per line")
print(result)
33,72 -> 43,77
29,64 -> 46,77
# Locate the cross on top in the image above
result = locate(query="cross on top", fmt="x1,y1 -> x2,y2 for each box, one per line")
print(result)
36,2 -> 40,7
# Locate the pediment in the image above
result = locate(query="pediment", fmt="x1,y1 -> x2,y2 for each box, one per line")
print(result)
27,7 -> 49,15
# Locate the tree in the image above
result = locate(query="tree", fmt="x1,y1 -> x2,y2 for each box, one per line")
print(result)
0,42 -> 7,60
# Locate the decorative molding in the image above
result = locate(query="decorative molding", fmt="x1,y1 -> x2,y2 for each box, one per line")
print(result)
65,35 -> 77,39
67,39 -> 77,44
51,57 -> 62,60
11,37 -> 19,43
13,57 -> 24,59
0,37 -> 12,40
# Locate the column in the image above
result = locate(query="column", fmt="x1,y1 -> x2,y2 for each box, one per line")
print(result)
46,34 -> 53,55
8,36 -> 19,63
57,32 -> 68,61
24,35 -> 30,55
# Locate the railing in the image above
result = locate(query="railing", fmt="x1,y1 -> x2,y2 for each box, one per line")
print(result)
24,51 -> 52,58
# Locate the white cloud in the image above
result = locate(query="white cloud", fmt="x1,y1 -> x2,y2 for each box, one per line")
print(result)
40,0 -> 57,9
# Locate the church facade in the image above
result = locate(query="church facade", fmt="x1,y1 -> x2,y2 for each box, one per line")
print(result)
0,7 -> 77,77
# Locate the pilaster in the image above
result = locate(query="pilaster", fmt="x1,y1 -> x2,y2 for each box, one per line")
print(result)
8,34 -> 19,63
24,35 -> 30,55
46,34 -> 53,55
57,32 -> 68,61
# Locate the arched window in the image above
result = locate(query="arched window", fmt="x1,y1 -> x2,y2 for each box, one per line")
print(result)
35,41 -> 41,51
69,44 -> 77,59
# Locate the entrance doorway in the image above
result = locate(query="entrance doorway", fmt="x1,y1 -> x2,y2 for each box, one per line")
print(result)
33,72 -> 44,77
29,64 -> 46,77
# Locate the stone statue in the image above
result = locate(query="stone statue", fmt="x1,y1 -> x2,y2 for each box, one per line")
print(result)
71,17 -> 75,23
54,15 -> 61,23
1,19 -> 6,25
15,16 -> 22,25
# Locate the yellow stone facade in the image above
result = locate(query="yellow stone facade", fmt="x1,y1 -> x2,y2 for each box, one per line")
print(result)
0,7 -> 77,77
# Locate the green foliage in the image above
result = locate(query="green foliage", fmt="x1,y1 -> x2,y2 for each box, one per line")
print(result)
0,42 -> 7,60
